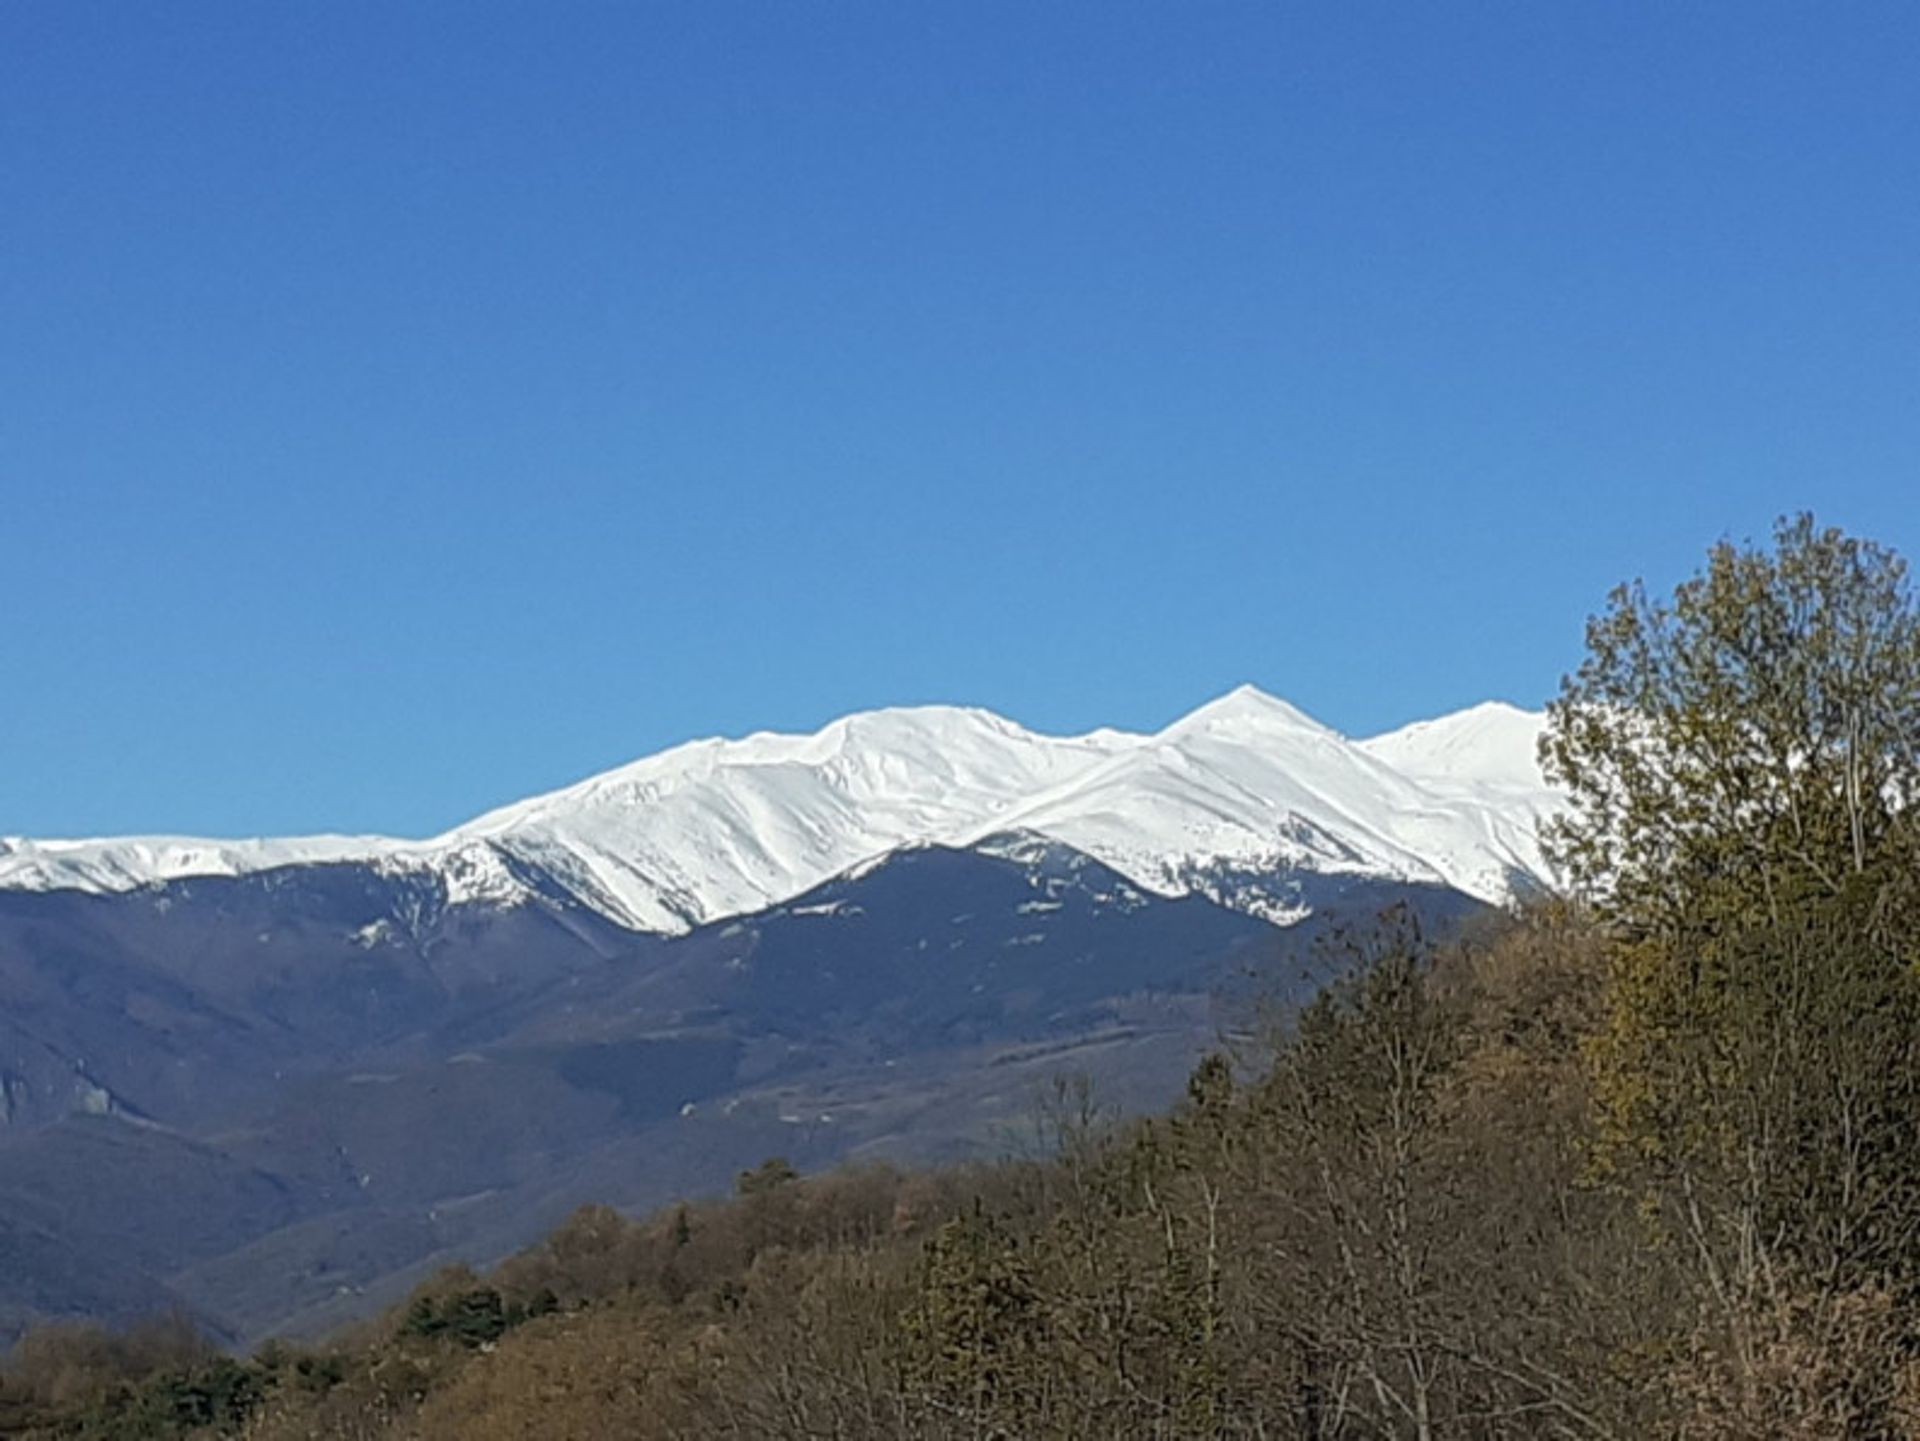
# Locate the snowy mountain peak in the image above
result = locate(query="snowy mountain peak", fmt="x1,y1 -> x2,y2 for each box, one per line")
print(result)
455,704 -> 1050,830
1167,684 -> 1336,739
436,703 -> 1139,932
0,689 -> 1563,934
1359,702 -> 1550,795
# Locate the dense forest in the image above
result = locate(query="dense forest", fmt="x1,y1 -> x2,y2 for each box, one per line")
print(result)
6,516 -> 1919,1440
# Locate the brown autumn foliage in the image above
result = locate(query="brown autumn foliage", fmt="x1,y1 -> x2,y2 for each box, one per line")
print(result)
2,897 -> 1914,1440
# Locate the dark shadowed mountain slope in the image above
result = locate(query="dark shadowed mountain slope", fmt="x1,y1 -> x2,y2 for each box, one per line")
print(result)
0,839 -> 1484,1347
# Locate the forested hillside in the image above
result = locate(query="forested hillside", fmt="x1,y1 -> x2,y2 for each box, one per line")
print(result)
6,516 -> 1918,1440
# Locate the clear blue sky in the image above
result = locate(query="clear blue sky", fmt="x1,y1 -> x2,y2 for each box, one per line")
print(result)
4,4 -> 1917,839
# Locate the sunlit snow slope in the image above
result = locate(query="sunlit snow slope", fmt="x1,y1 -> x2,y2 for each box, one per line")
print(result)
443,707 -> 1137,930
971,688 -> 1555,920
0,688 -> 1562,932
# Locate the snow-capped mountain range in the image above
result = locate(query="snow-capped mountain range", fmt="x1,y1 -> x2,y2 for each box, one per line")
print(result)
0,686 -> 1561,1340
0,686 -> 1560,933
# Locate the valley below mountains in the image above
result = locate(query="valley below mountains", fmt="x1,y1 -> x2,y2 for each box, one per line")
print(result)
0,687 -> 1557,1347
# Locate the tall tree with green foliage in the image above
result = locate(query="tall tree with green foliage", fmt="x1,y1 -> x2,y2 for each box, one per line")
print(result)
1543,512 -> 1920,945
1543,515 -> 1920,1425
903,1205 -> 1043,1437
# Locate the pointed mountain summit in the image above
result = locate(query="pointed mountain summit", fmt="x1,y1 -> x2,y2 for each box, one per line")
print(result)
972,687 -> 1552,920
1164,683 -> 1335,737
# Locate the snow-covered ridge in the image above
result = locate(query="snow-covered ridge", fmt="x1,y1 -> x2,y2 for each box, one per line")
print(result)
965,687 -> 1555,917
0,688 -> 1563,932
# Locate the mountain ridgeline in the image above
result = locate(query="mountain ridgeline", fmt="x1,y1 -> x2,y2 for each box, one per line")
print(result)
0,689 -> 1546,1349
0,688 -> 1554,931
